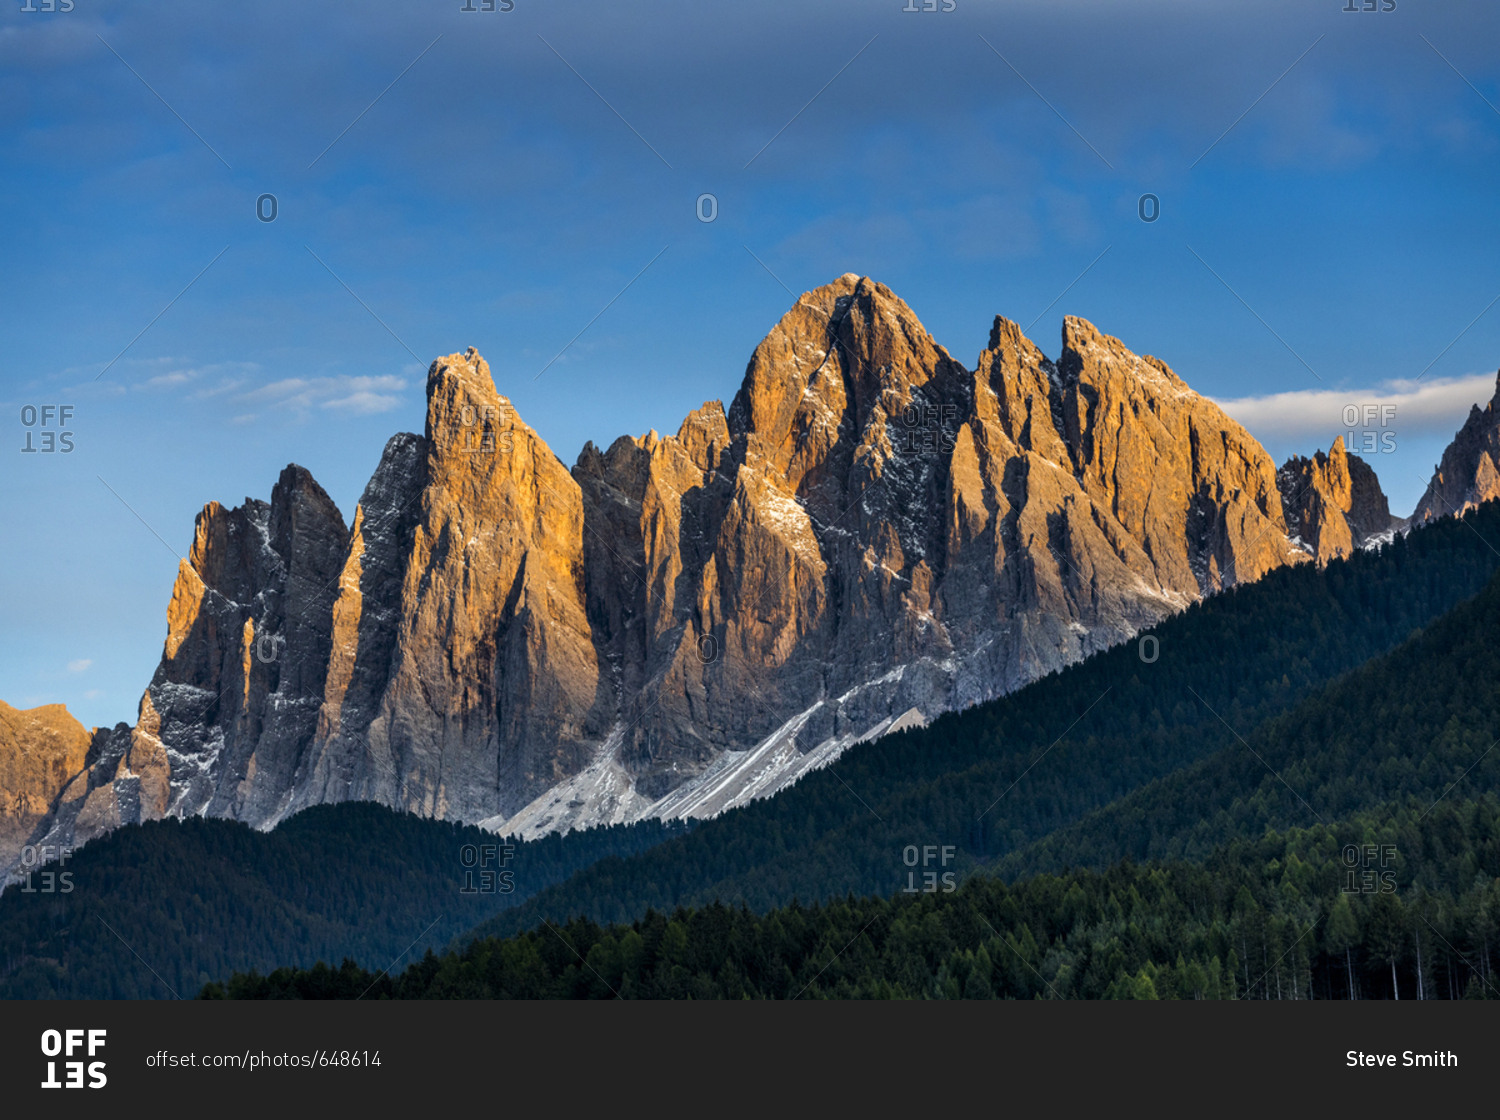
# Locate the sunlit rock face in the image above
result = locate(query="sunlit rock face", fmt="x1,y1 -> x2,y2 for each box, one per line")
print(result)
0,701 -> 93,870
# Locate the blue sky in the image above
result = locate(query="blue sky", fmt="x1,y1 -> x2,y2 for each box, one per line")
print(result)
4,0 -> 1499,727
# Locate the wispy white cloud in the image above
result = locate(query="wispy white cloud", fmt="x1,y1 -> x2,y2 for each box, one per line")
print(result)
127,359 -> 261,393
192,378 -> 251,400
66,658 -> 92,673
323,387 -> 404,414
1215,373 -> 1497,447
69,360 -> 405,420
223,375 -> 407,424
234,375 -> 405,413
143,370 -> 196,388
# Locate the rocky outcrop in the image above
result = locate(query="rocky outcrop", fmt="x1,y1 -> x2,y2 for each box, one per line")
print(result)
1278,437 -> 1399,565
8,275 -> 1417,866
1413,371 -> 1500,524
0,701 -> 91,870
298,432 -> 428,810
20,722 -> 165,869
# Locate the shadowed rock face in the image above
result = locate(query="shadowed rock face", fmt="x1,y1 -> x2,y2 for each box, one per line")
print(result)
1279,438 -> 1400,566
1413,371 -> 1500,525
5,275 -> 1411,863
147,463 -> 351,825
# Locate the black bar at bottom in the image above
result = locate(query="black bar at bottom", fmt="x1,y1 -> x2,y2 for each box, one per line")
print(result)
0,1000 -> 1485,1112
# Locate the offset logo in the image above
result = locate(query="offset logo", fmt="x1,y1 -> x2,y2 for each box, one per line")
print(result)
20,404 -> 76,454
40,1029 -> 106,1089
15,844 -> 74,893
901,844 -> 957,894
458,842 -> 515,895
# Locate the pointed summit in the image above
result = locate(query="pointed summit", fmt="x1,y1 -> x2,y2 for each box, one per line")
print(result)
425,349 -> 505,452
727,274 -> 967,496
1048,312 -> 1298,590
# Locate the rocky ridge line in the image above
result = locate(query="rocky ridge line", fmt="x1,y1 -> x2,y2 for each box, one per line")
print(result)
7,276 -> 1412,869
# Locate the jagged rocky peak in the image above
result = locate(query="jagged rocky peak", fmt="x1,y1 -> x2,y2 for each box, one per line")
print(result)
172,463 -> 347,617
727,274 -> 969,497
424,348 -> 518,470
6,460 -> 353,872
1048,313 -> 1302,594
972,314 -> 1068,460
1413,370 -> 1500,524
1279,438 -> 1399,565
158,461 -> 351,822
152,463 -> 346,715
308,431 -> 428,786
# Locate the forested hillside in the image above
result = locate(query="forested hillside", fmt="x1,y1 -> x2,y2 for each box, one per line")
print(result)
210,797 -> 1500,1000
1001,548 -> 1500,877
0,804 -> 682,998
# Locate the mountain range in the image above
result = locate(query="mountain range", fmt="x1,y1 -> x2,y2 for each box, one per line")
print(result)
6,274 -> 1498,879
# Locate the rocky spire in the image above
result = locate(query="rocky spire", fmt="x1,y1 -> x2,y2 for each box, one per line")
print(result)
337,350 -> 606,821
